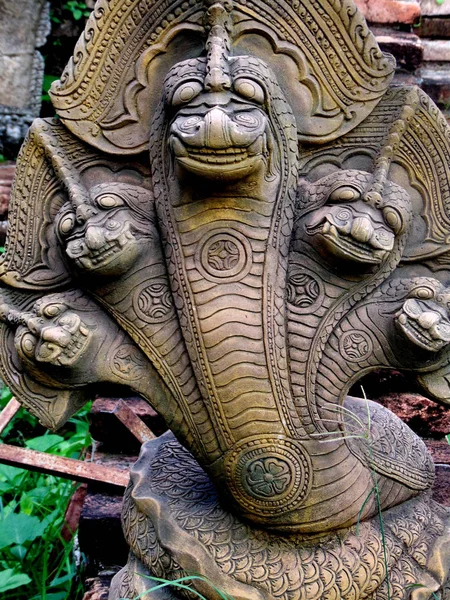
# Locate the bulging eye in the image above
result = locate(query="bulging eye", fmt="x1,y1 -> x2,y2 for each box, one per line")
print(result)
172,81 -> 203,106
234,78 -> 265,104
19,332 -> 36,358
329,186 -> 360,202
106,220 -> 121,230
59,212 -> 76,236
43,304 -> 63,318
96,194 -> 125,209
383,207 -> 402,233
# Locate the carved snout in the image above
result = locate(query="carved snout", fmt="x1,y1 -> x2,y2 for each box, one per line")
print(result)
205,107 -> 233,148
171,107 -> 267,150
397,298 -> 450,352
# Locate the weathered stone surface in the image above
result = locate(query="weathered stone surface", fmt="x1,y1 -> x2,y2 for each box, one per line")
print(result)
354,0 -> 421,23
2,1 -> 450,599
423,39 -> 450,61
433,465 -> 450,506
374,29 -> 423,70
0,0 -> 49,109
79,490 -> 128,576
82,576 -> 110,600
425,439 -> 450,463
421,0 -> 450,16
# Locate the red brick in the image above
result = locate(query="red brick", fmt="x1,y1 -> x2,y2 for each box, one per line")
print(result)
373,29 -> 423,70
0,163 -> 15,217
421,0 -> 450,17
354,0 -> 421,24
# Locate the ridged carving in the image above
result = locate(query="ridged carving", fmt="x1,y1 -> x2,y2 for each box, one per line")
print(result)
119,435 -> 450,600
0,0 -> 449,598
49,0 -> 394,153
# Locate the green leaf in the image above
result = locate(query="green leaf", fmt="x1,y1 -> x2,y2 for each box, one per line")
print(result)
46,593 -> 67,600
0,513 -> 45,549
0,464 -> 26,485
0,482 -> 13,494
0,386 -> 12,403
26,486 -> 53,502
9,544 -> 27,560
0,568 -> 31,593
41,74 -> 60,102
26,434 -> 65,452
50,572 -> 74,587
20,494 -> 34,515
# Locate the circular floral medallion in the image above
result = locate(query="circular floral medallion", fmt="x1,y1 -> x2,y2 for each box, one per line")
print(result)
196,230 -> 253,283
133,279 -> 174,323
339,330 -> 373,362
224,437 -> 312,516
286,268 -> 322,314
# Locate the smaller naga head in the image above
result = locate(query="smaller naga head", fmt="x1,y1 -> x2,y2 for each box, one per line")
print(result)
396,285 -> 450,353
300,170 -> 410,267
57,183 -> 154,276
4,293 -> 92,368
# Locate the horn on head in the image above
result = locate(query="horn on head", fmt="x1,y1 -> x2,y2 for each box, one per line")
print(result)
203,0 -> 233,92
363,88 -> 419,208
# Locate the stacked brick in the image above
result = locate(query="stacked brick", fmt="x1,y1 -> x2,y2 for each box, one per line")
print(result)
355,0 -> 450,120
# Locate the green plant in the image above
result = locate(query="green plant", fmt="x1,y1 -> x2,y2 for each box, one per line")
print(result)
50,1 -> 91,24
0,384 -> 92,599
405,583 -> 440,600
312,393 -> 393,599
63,1 -> 91,21
42,75 -> 60,104
120,574 -> 236,600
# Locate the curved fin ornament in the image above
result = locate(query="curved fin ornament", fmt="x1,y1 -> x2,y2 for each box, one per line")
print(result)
49,0 -> 394,154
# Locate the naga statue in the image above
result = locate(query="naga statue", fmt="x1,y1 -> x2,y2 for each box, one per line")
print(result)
0,0 -> 450,598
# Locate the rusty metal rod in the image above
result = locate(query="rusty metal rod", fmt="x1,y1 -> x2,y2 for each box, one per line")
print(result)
114,398 -> 156,443
0,397 -> 21,435
0,444 -> 129,487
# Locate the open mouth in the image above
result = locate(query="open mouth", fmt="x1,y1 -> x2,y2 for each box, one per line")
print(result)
29,316 -> 91,367
81,240 -> 121,267
185,147 -> 250,164
397,314 -> 446,352
50,325 -> 91,366
307,221 -> 386,264
170,136 -> 261,178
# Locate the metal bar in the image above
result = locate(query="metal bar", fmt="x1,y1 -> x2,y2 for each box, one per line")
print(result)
0,444 -> 129,487
114,399 -> 156,443
0,397 -> 21,435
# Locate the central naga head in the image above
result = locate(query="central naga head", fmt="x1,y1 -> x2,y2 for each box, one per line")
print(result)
163,1 -> 286,184
168,75 -> 272,181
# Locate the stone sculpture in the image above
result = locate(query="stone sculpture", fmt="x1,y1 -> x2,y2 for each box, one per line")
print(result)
0,0 -> 450,598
